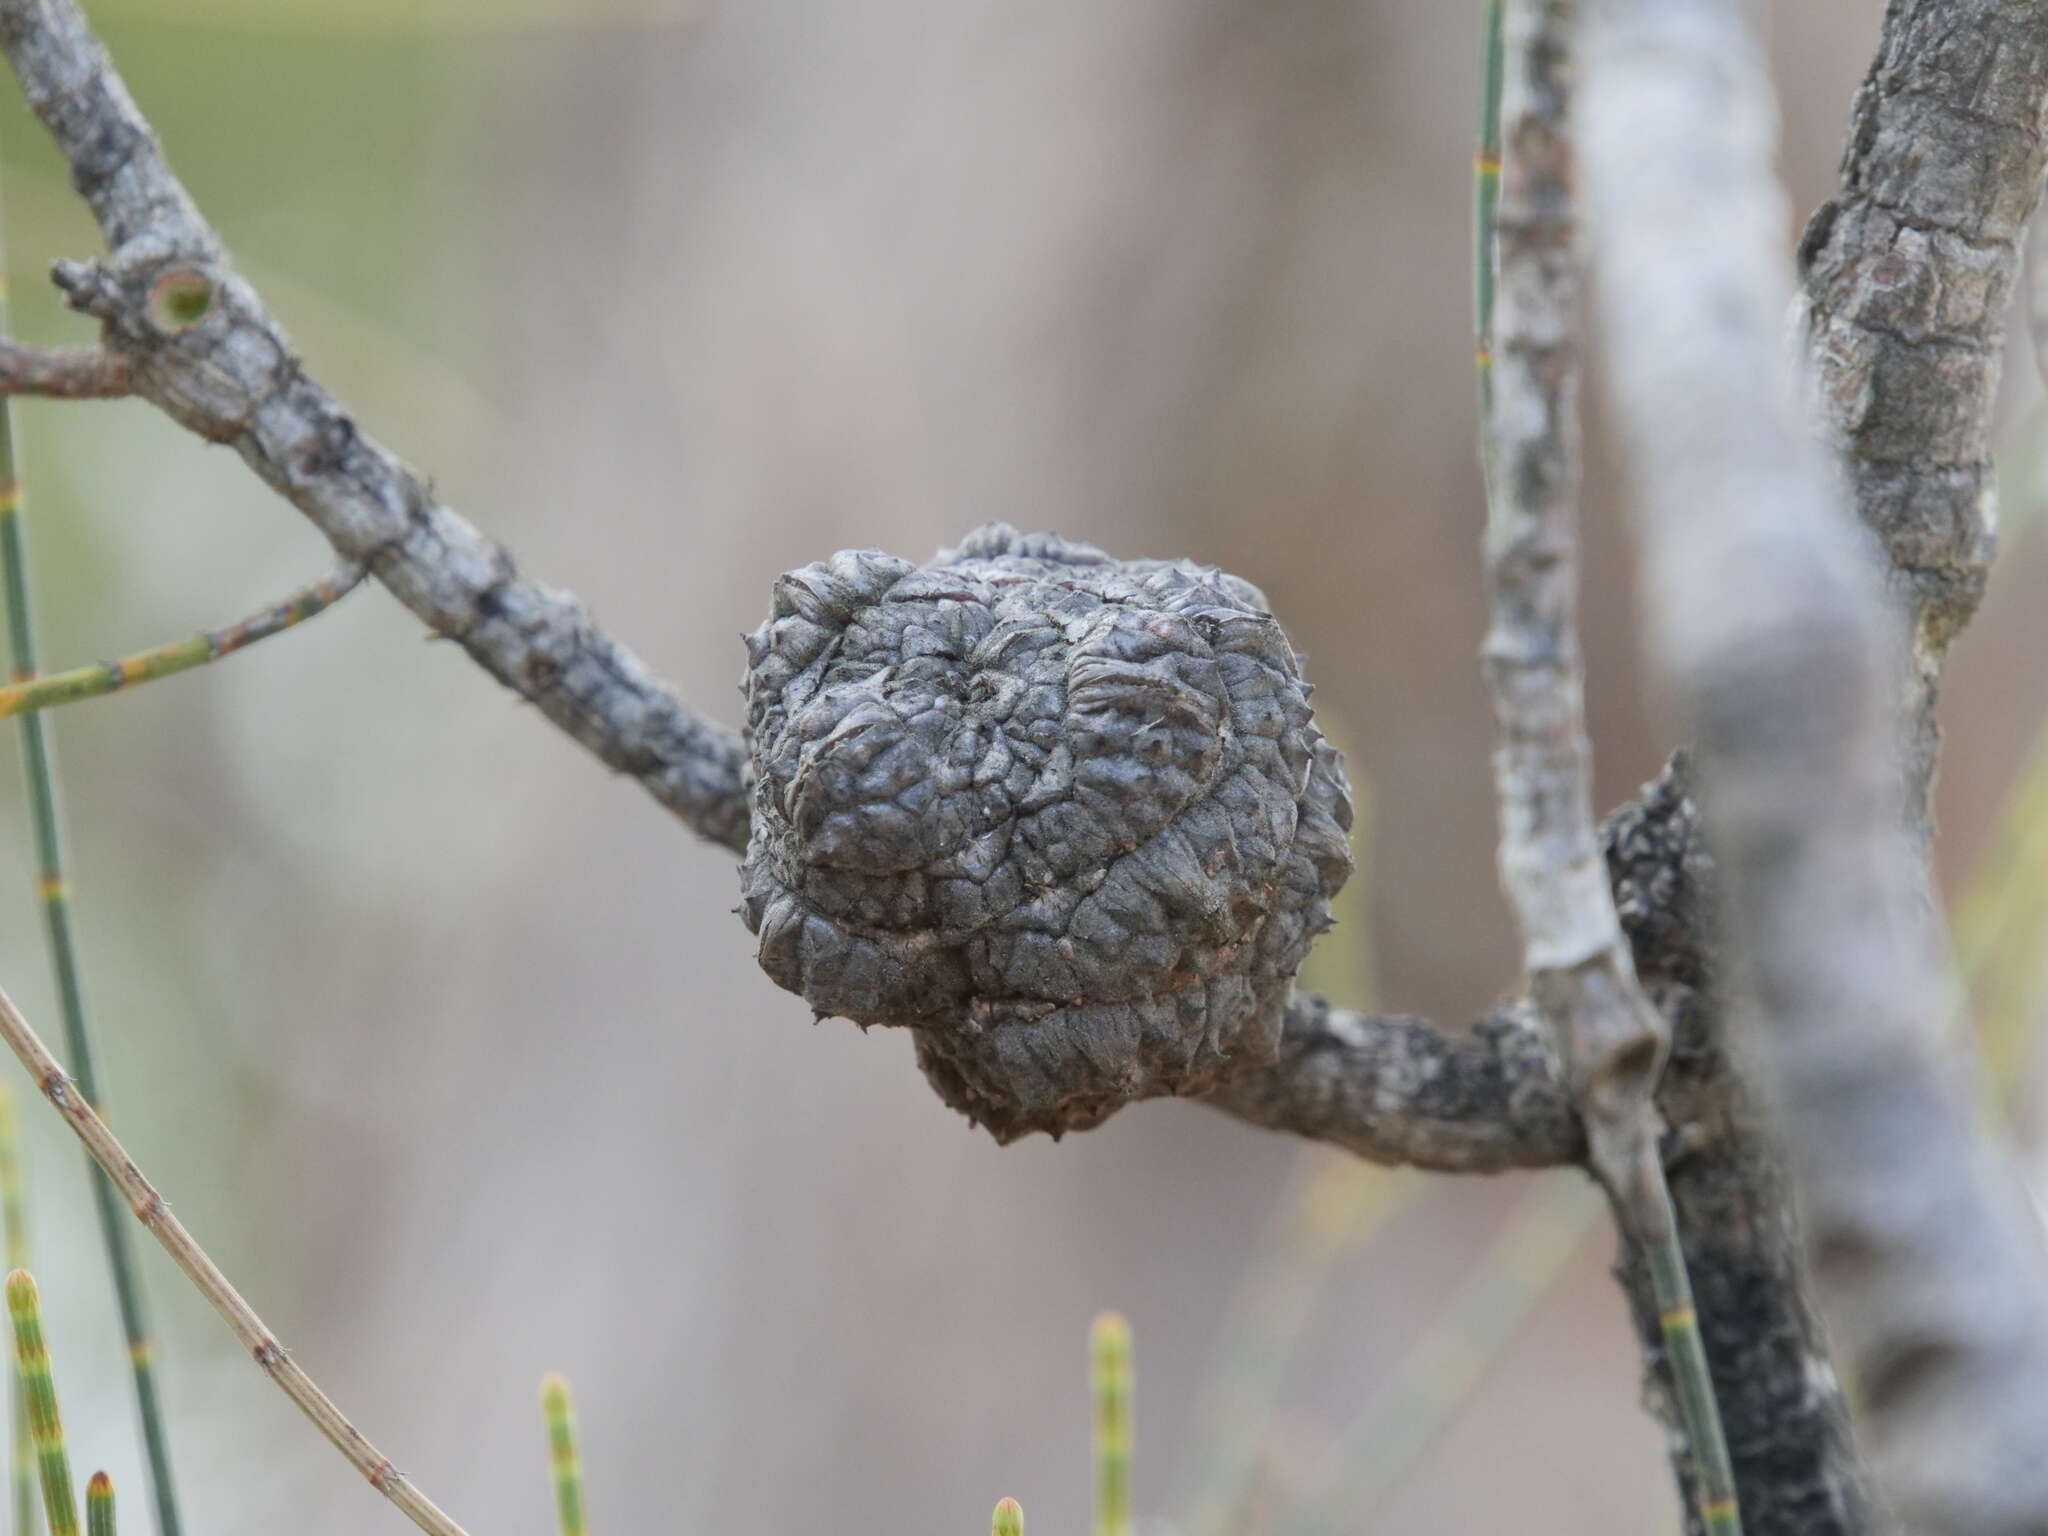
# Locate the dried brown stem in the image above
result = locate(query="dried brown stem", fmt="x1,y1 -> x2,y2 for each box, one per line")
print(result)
0,979 -> 472,1536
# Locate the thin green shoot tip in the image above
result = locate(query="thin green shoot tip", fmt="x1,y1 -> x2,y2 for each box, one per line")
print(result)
86,1471 -> 114,1536
991,1496 -> 1024,1536
9,1265 -> 77,1536
540,1371 -> 586,1536
1091,1313 -> 1132,1536
1089,1312 -> 1130,1357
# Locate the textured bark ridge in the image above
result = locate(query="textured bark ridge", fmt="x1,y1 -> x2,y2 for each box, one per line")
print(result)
740,524 -> 1353,1140
1799,0 -> 2048,830
1601,763 -> 1871,1536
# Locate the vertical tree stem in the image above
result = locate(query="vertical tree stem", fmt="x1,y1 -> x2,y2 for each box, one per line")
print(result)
1476,2 -> 1738,1527
1474,0 -> 1505,420
0,215 -> 182,1536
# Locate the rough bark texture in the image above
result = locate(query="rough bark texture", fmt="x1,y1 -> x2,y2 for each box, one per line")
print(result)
1603,766 -> 1872,1536
2,0 -> 2046,1528
1484,13 -> 1739,1523
1204,991 -> 1580,1172
0,0 -> 753,854
1586,2 -> 2048,1529
1799,0 -> 2048,828
0,0 -> 1588,1181
740,524 -> 1353,1141
0,339 -> 127,397
1483,0 -> 1670,1199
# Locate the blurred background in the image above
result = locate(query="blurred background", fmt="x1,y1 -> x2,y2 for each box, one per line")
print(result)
1,1 -> 2045,1531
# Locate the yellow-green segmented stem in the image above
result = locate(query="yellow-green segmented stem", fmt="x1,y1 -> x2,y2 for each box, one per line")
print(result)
86,1472 -> 114,1536
990,1496 -> 1023,1536
1090,1313 -> 1132,1536
1643,1173 -> 1741,1536
0,1086 -> 30,1536
0,561 -> 363,721
0,191 -> 183,1536
539,1374 -> 585,1536
8,1271 -> 76,1536
1473,0 -> 1505,418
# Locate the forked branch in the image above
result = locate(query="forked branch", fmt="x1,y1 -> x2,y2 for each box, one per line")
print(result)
1478,2 -> 1735,1526
0,0 -> 752,853
1583,1 -> 2048,1529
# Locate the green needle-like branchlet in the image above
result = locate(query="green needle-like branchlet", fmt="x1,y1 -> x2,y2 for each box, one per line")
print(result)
990,1496 -> 1024,1536
1473,0 -> 1505,420
0,562 -> 363,722
8,1270 -> 76,1536
0,196 -> 183,1536
1643,1182 -> 1741,1536
539,1374 -> 586,1536
86,1471 -> 114,1536
1090,1313 -> 1132,1536
0,1085 -> 31,1536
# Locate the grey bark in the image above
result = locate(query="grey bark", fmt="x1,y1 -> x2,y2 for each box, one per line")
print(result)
0,0 -> 754,854
1799,0 -> 2048,831
0,0 -> 1589,1180
1483,0 -> 1670,1185
1484,10 -> 1742,1522
1584,2 -> 2048,1530
739,524 -> 1353,1142
1602,765 -> 1873,1536
2,0 -> 2047,1528
1203,991 -> 1580,1172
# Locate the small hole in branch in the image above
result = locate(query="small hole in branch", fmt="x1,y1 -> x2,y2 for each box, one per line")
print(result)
148,267 -> 216,333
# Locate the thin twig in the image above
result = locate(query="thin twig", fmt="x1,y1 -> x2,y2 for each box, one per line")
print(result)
1476,4 -> 1737,1526
0,340 -> 128,399
1583,1 -> 2048,1528
0,560 -> 364,720
1473,0 -> 1504,422
0,0 -> 752,854
0,979 -> 473,1536
0,194 -> 184,1536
